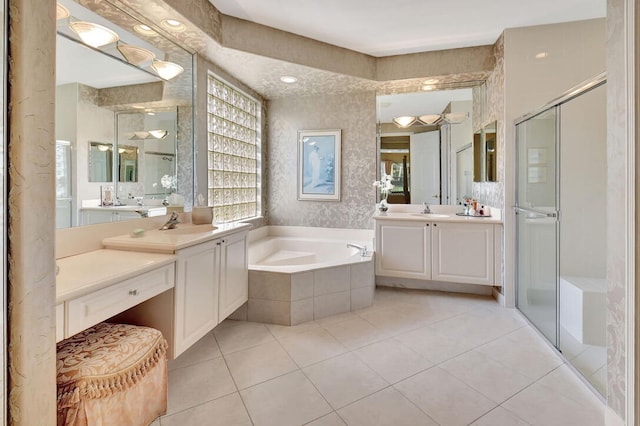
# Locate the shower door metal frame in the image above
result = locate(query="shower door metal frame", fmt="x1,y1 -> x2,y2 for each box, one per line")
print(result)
513,72 -> 607,350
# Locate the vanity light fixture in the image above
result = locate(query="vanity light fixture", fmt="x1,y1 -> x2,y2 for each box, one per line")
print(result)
69,21 -> 119,48
392,116 -> 418,128
148,130 -> 168,139
443,112 -> 469,124
151,59 -> 184,80
535,51 -> 549,59
417,114 -> 442,125
160,19 -> 186,32
133,24 -> 157,36
117,44 -> 155,66
421,85 -> 435,91
56,3 -> 70,20
280,75 -> 298,84
97,144 -> 111,152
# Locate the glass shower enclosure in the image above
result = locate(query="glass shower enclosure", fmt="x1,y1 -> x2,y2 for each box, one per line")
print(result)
515,74 -> 607,395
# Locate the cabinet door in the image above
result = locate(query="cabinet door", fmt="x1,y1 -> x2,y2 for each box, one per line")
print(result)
174,240 -> 219,356
82,210 -> 115,225
376,221 -> 430,279
218,231 -> 248,322
431,222 -> 494,285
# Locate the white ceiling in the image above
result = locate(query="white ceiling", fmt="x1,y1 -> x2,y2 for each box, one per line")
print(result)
209,0 -> 606,57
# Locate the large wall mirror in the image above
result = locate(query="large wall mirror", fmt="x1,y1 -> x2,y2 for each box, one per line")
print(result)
473,120 -> 498,182
54,0 -> 193,228
377,88 -> 476,206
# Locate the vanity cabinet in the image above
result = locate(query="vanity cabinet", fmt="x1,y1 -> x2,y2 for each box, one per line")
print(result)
174,240 -> 220,355
217,231 -> 249,322
431,222 -> 494,285
376,221 -> 431,279
375,219 -> 496,286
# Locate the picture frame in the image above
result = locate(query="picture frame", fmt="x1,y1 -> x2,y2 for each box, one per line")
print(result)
297,129 -> 341,201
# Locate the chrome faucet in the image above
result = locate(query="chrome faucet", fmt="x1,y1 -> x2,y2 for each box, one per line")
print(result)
347,243 -> 368,256
160,212 -> 180,230
422,202 -> 431,214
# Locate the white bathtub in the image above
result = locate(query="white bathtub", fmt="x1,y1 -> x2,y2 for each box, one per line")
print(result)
244,226 -> 376,325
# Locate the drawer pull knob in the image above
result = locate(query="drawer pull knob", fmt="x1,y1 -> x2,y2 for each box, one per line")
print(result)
129,289 -> 139,296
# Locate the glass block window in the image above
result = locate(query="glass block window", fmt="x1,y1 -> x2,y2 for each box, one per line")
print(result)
207,73 -> 260,223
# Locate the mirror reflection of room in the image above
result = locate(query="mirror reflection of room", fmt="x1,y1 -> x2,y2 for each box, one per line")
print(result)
377,88 -> 474,205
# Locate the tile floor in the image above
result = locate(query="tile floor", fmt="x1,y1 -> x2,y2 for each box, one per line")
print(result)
152,287 -> 605,426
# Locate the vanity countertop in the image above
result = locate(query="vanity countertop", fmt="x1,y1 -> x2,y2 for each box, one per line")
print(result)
102,222 -> 253,254
373,211 -> 503,224
81,205 -> 168,216
56,249 -> 176,303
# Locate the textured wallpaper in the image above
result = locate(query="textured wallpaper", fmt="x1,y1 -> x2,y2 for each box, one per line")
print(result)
267,92 -> 377,229
473,34 -> 505,210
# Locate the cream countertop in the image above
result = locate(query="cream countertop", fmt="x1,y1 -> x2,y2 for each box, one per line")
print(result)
102,222 -> 253,254
372,204 -> 502,224
56,249 -> 176,303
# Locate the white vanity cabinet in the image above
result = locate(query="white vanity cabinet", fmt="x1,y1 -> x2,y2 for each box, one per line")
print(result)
376,220 -> 431,279
217,231 -> 249,322
174,240 -> 220,355
431,222 -> 494,285
375,218 -> 498,286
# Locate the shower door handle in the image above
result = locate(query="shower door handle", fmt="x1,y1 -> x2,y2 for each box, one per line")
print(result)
513,206 -> 557,218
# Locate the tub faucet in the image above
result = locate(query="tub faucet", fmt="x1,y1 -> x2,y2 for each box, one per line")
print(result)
422,202 -> 431,214
347,243 -> 368,256
160,212 -> 180,230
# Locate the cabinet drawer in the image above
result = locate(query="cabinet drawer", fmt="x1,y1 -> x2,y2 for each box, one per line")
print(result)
66,264 -> 175,337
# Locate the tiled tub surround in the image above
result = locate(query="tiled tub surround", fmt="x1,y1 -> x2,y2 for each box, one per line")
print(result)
246,226 -> 375,325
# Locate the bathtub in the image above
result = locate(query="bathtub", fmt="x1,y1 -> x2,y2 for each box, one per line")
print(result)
243,226 -> 375,325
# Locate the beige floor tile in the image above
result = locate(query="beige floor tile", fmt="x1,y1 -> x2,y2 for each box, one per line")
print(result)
149,419 -> 160,426
321,316 -> 389,350
167,357 -> 237,415
394,366 -> 496,426
240,371 -> 332,426
304,412 -> 346,426
353,337 -> 433,384
337,387 -> 438,426
225,340 -> 298,389
314,311 -> 358,326
395,324 -> 476,364
470,406 -> 532,425
440,350 -> 534,403
161,393 -> 252,426
279,328 -> 347,367
303,353 -> 389,409
267,321 -> 324,340
356,305 -> 428,335
502,380 -> 605,426
168,331 -> 221,371
476,327 -> 563,380
213,321 -> 275,354
535,364 -> 605,411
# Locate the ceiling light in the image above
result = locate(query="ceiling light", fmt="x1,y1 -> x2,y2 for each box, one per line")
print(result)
133,24 -> 157,36
151,59 -> 184,80
56,3 -> 70,20
146,111 -> 155,116
535,51 -> 549,59
97,144 -> 110,152
421,85 -> 435,91
280,75 -> 298,84
160,19 -> 186,32
423,78 -> 439,85
392,116 -> 417,128
117,44 -> 155,65
69,21 -> 119,48
148,130 -> 168,139
418,114 -> 442,125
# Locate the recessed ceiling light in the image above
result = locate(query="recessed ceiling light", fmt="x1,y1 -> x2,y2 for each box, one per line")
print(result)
423,78 -> 439,85
535,52 -> 549,59
133,24 -> 157,36
280,75 -> 298,84
160,19 -> 186,32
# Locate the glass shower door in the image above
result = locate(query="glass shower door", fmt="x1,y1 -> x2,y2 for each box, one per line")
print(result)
515,107 -> 559,346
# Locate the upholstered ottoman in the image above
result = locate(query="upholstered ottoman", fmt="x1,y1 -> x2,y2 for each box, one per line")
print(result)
57,323 -> 168,426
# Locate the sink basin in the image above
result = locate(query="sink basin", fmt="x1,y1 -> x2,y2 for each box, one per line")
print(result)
164,224 -> 218,235
410,213 -> 449,218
